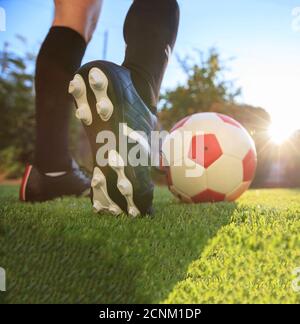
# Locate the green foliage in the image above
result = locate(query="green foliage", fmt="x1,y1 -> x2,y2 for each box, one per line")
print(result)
0,146 -> 23,178
159,49 -> 271,136
0,42 -> 35,177
1,186 -> 299,304
159,49 -> 242,130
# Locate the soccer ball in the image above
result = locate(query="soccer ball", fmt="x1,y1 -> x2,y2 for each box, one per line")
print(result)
161,113 -> 257,203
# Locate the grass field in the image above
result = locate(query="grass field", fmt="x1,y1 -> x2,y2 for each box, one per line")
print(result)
1,185 -> 300,304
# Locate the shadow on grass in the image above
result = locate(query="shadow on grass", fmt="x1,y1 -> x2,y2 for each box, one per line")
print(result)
2,186 -> 236,303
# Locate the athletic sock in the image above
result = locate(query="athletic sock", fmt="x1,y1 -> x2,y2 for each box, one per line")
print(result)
35,26 -> 86,173
122,0 -> 180,114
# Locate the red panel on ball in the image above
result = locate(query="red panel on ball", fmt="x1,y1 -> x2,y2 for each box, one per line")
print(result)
217,113 -> 243,129
188,134 -> 223,168
192,189 -> 226,203
243,149 -> 257,182
170,116 -> 191,132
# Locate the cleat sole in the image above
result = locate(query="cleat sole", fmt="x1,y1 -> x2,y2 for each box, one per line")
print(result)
70,65 -> 143,217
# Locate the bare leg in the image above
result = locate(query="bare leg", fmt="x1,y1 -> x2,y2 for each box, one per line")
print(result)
53,0 -> 103,42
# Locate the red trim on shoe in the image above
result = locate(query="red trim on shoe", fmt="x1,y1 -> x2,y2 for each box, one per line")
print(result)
19,165 -> 32,201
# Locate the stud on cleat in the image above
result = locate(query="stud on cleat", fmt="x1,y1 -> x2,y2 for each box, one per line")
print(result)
89,69 -> 105,90
93,200 -> 103,213
108,150 -> 140,217
89,68 -> 107,88
91,167 -> 122,216
88,68 -> 114,122
91,173 -> 105,188
96,98 -> 113,121
68,78 -> 83,97
108,150 -> 124,169
69,74 -> 93,126
128,207 -> 140,218
117,179 -> 132,197
75,104 -> 92,125
109,206 -> 122,215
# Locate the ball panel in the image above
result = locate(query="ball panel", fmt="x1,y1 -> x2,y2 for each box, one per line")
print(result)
189,112 -> 221,123
170,162 -> 207,197
169,185 -> 193,203
161,129 -> 193,167
188,134 -> 223,168
217,113 -> 243,129
170,115 -> 191,133
183,118 -> 224,134
226,181 -> 251,201
215,123 -> 254,159
243,148 -> 257,182
206,155 -> 243,194
192,189 -> 226,203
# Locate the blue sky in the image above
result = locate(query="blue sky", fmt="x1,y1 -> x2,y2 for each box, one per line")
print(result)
1,0 -> 300,131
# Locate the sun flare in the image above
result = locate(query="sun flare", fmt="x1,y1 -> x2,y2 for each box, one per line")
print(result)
268,123 -> 294,145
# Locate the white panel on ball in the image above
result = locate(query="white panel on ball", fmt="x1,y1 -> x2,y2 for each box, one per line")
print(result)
216,123 -> 252,159
206,155 -> 243,194
170,161 -> 207,197
183,114 -> 223,134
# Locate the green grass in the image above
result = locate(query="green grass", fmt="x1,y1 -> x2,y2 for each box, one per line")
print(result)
1,185 -> 300,304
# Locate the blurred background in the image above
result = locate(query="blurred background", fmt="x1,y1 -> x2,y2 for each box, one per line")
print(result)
0,0 -> 300,187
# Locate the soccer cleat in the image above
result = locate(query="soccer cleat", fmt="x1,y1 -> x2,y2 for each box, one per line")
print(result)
69,61 -> 157,216
19,160 -> 91,202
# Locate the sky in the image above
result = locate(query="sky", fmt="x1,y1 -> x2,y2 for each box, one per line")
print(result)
1,0 -> 300,132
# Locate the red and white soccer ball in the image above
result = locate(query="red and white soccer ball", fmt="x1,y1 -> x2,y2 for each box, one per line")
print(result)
162,113 -> 257,203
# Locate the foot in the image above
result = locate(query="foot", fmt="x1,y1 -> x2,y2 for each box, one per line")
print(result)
19,160 -> 91,202
69,61 -> 157,216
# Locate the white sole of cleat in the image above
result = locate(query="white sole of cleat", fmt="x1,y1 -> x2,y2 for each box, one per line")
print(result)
108,150 -> 140,217
89,68 -> 114,122
69,74 -> 93,126
70,67 -> 141,217
91,167 -> 122,216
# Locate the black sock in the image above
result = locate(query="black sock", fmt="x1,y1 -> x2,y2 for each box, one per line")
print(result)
122,0 -> 180,114
35,26 -> 86,172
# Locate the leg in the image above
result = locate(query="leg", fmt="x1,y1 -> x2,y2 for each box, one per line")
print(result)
53,0 -> 102,43
122,0 -> 180,114
35,0 -> 103,173
20,0 -> 103,202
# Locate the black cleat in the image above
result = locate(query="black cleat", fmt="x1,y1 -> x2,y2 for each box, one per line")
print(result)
19,160 -> 91,202
69,61 -> 157,216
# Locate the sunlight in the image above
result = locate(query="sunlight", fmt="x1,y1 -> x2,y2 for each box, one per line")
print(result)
268,123 -> 294,145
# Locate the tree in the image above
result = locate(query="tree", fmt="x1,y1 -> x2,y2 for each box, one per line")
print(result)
0,41 -> 35,177
159,49 -> 242,130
